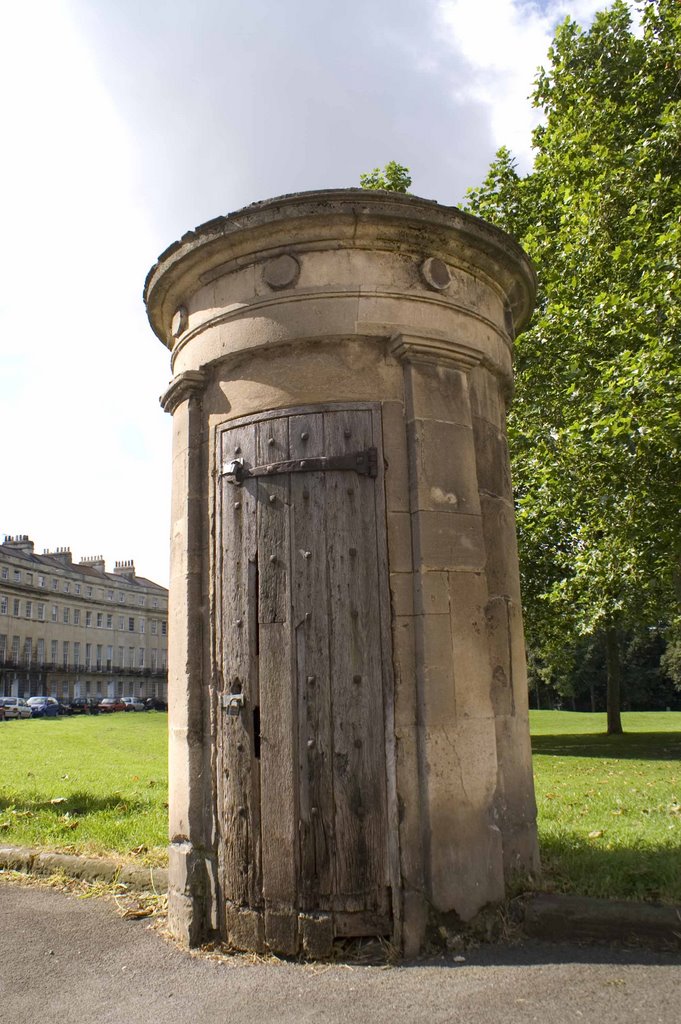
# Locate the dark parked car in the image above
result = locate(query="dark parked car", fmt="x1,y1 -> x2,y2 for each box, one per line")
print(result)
69,697 -> 100,715
144,697 -> 167,711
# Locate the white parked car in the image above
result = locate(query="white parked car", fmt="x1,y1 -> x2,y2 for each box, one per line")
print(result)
1,697 -> 32,719
121,696 -> 146,712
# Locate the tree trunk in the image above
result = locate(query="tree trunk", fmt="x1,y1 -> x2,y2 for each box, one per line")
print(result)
589,677 -> 597,714
605,625 -> 623,734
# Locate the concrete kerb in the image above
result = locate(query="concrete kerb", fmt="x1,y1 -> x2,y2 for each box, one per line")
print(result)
1,844 -> 679,952
515,893 -> 681,951
0,845 -> 168,893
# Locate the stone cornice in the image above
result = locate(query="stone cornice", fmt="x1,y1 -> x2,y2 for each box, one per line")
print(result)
389,331 -> 484,372
144,189 -> 536,351
160,370 -> 207,415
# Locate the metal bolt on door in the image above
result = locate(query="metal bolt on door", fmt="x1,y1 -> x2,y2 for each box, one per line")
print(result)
215,404 -> 396,954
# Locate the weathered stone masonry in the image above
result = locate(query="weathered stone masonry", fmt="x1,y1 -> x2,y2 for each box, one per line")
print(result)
145,189 -> 540,956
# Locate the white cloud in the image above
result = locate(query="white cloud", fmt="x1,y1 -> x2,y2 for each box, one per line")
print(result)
435,0 -> 612,168
0,0 -> 171,585
0,0 -> 640,588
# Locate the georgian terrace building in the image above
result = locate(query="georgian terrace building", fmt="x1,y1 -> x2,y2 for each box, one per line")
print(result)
0,535 -> 167,703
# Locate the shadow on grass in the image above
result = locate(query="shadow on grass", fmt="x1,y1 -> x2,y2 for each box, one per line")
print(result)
532,732 -> 681,760
0,792 -> 147,816
538,836 -> 681,904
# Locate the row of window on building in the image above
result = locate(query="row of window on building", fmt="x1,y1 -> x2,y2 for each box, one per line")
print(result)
0,596 -> 166,635
0,634 -> 167,671
1,565 -> 159,608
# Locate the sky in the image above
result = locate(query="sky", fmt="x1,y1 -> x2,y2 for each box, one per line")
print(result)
0,0 -> 614,587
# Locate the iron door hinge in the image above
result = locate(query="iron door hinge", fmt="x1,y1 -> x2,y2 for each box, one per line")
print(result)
220,448 -> 378,485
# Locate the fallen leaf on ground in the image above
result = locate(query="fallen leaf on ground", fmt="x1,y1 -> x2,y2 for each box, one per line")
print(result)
588,830 -> 604,839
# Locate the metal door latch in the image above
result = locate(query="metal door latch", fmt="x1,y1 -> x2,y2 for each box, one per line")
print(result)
222,691 -> 245,711
221,458 -> 245,485
220,448 -> 378,485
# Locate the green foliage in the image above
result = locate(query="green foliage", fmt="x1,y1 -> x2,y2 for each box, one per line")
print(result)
0,714 -> 168,863
464,1 -> 681,699
359,161 -> 412,193
660,624 -> 681,689
531,710 -> 681,901
530,627 -> 681,711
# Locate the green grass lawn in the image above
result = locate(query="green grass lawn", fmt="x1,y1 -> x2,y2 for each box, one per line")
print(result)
0,713 -> 168,865
530,710 -> 681,902
1,709 -> 679,902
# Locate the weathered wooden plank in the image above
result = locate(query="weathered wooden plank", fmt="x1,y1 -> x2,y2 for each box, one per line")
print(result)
259,622 -> 299,935
218,423 -> 261,908
371,404 -> 402,943
224,903 -> 265,953
256,418 -> 289,624
298,913 -> 334,958
324,408 -> 390,915
256,414 -> 298,949
289,412 -> 335,912
332,910 -> 392,938
264,908 -> 298,956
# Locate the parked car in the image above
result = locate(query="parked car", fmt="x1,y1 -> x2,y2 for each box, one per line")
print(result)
26,696 -> 60,718
98,697 -> 127,713
69,697 -> 100,715
1,697 -> 32,720
144,697 -> 168,711
121,696 -> 146,712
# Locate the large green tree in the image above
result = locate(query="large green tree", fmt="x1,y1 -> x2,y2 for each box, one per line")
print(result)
464,0 -> 681,732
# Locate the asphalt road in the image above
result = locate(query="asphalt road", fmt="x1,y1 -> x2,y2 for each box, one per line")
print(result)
1,880 -> 679,1024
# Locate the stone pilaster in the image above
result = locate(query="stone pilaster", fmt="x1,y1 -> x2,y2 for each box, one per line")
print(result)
160,370 -> 216,944
391,334 -> 505,923
469,364 -> 540,878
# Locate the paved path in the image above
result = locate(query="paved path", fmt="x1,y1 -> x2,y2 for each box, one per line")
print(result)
1,880 -> 679,1024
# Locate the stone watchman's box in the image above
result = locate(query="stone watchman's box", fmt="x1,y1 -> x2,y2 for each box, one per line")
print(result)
144,189 -> 539,957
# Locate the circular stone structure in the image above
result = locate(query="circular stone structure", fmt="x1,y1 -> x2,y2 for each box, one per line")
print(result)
145,189 -> 540,957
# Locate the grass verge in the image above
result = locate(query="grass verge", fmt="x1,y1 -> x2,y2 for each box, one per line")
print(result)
0,713 -> 168,865
1,709 -> 679,903
530,711 -> 681,902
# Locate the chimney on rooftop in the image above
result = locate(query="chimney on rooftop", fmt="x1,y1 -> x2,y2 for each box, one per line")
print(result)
79,555 -> 106,572
4,535 -> 36,554
44,546 -> 73,564
113,559 -> 136,580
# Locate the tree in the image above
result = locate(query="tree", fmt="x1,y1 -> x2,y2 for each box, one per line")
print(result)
359,161 -> 412,193
464,0 -> 681,732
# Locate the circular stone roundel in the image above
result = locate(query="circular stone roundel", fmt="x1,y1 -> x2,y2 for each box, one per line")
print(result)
171,306 -> 188,338
419,257 -> 452,291
262,253 -> 300,290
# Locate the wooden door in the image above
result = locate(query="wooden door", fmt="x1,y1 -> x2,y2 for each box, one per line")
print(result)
215,404 -> 394,953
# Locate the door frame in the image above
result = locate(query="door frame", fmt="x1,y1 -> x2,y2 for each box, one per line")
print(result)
212,401 -> 401,945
